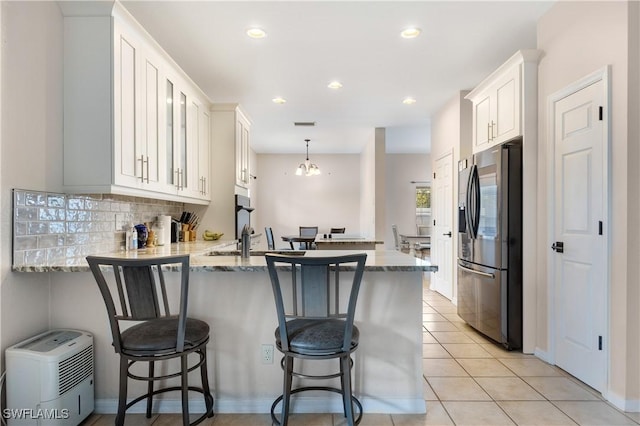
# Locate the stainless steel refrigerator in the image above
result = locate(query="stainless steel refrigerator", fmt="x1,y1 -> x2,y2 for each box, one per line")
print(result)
457,139 -> 522,350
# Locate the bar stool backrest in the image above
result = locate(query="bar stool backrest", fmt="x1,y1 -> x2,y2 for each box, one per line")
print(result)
265,253 -> 367,354
86,254 -> 190,353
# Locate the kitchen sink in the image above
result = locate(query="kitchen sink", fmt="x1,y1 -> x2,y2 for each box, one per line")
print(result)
207,250 -> 305,256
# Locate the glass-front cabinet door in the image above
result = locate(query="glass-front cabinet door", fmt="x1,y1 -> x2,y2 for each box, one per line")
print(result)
178,91 -> 188,192
161,71 -> 210,202
163,75 -> 188,194
166,79 -> 175,187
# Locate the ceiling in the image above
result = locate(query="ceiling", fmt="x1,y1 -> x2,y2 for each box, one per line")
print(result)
120,1 -> 554,155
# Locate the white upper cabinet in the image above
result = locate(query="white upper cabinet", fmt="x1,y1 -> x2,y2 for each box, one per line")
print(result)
466,50 -> 539,153
235,110 -> 251,189
62,2 -> 211,204
198,106 -> 211,198
179,91 -> 210,200
210,104 -> 253,193
112,21 -> 165,194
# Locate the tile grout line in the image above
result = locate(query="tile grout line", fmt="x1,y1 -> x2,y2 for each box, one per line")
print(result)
425,302 -> 522,425
424,288 -> 585,426
423,285 -> 640,426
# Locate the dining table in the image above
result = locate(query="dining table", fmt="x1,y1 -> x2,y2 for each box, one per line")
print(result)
314,235 -> 383,250
280,235 -> 317,250
399,234 -> 431,257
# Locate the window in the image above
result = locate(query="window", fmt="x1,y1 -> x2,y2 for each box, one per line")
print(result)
416,186 -> 431,235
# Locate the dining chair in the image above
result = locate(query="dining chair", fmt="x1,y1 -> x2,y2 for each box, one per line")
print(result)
299,226 -> 318,249
265,253 -> 368,426
265,227 -> 291,251
86,254 -> 214,426
266,227 -> 276,250
391,224 -> 409,251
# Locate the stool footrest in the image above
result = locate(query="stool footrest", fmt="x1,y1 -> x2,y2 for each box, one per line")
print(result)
270,386 -> 362,425
126,386 -> 214,425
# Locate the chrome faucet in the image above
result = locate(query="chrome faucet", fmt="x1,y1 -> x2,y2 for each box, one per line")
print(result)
240,224 -> 252,258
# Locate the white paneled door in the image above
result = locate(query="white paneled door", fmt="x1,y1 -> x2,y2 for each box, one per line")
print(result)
432,152 -> 454,300
552,74 -> 607,392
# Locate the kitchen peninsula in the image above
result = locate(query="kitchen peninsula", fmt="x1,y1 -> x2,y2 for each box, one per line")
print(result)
24,242 -> 436,415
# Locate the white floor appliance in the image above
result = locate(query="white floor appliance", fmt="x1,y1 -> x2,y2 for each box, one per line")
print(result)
5,329 -> 94,425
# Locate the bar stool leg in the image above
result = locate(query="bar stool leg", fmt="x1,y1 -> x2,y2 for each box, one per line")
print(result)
199,347 -> 214,417
281,356 -> 294,426
116,358 -> 128,426
340,356 -> 355,426
180,355 -> 189,426
146,361 -> 155,418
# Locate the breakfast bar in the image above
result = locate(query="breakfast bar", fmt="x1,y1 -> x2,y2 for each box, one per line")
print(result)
24,242 -> 436,415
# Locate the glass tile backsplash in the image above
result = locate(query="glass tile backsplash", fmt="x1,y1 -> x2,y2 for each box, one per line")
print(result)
12,189 -> 184,267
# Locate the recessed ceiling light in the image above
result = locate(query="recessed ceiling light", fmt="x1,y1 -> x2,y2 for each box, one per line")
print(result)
403,97 -> 417,105
246,27 -> 267,39
272,97 -> 286,104
327,81 -> 343,89
401,27 -> 421,39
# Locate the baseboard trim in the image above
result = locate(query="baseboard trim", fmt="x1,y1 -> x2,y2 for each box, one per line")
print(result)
533,350 -> 640,414
606,391 -> 640,413
533,347 -> 552,363
95,396 -> 426,415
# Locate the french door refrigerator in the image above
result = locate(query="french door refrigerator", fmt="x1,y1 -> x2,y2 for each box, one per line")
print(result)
457,138 -> 522,350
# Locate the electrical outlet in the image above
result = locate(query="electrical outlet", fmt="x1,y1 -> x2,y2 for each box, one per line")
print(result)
261,344 -> 274,364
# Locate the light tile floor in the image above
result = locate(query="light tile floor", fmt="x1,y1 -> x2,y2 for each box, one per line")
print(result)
81,276 -> 640,426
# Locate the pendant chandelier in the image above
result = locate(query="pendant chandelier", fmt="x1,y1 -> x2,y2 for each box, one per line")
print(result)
295,139 -> 321,176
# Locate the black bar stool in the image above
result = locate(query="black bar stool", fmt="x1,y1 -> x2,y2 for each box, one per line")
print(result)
265,253 -> 367,426
86,254 -> 214,426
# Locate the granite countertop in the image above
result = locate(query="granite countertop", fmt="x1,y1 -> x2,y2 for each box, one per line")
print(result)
14,238 -> 436,273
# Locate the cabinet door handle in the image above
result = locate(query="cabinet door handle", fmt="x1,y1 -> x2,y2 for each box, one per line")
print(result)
491,121 -> 496,140
145,156 -> 149,183
487,122 -> 491,142
175,169 -> 182,190
139,155 -> 145,182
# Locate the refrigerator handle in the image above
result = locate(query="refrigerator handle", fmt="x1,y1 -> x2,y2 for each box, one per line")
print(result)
458,263 -> 495,279
465,165 -> 476,239
466,164 -> 480,239
471,164 -> 481,237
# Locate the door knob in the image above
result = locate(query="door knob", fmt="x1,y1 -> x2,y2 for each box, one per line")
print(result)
551,242 -> 564,253
443,232 -> 452,237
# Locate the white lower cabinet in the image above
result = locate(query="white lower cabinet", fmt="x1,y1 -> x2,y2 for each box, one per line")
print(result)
62,2 -> 210,204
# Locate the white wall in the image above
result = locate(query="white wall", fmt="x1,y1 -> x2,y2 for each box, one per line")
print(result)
430,91 -> 472,302
537,0 -> 638,408
359,133 -> 376,238
254,153 -> 361,245
384,154 -> 431,250
0,2 -> 64,354
374,129 -> 386,242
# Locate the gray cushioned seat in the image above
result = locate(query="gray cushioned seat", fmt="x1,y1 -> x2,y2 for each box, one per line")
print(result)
275,318 -> 359,356
121,318 -> 210,355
